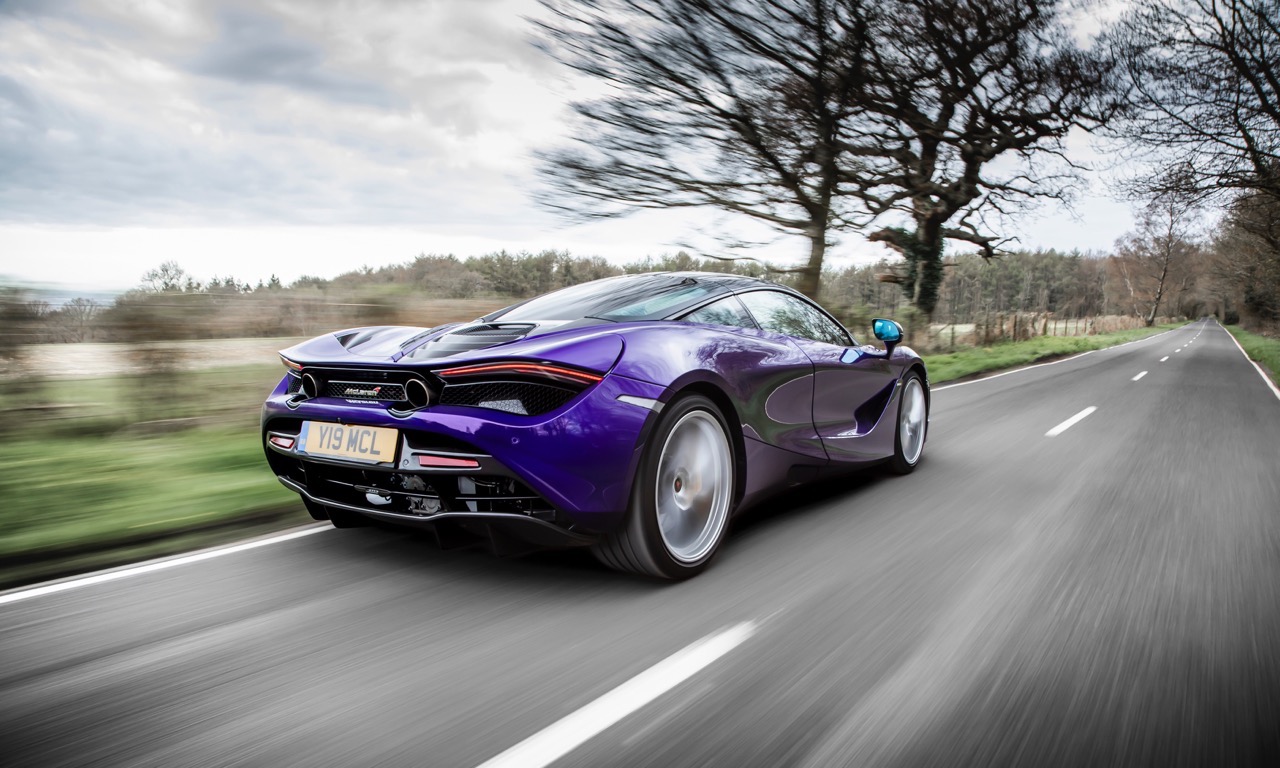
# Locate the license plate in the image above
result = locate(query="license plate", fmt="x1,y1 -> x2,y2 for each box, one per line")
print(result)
298,422 -> 398,464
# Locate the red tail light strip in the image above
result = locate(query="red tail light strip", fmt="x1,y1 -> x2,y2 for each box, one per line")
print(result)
436,362 -> 603,384
418,455 -> 481,469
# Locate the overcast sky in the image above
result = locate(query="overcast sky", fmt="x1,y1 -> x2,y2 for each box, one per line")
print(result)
0,0 -> 1136,293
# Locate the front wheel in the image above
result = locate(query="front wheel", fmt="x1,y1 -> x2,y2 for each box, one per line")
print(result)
593,394 -> 735,580
887,372 -> 928,475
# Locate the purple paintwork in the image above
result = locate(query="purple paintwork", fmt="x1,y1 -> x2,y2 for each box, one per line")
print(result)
260,273 -> 927,549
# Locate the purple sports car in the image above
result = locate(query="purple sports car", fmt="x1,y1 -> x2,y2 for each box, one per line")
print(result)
262,272 -> 929,579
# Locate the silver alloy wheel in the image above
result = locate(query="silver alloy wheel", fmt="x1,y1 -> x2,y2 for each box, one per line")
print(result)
899,377 -> 927,465
654,409 -> 733,564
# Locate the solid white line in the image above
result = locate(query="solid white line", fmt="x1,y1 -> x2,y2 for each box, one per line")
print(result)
475,622 -> 758,768
1221,323 -> 1280,403
0,526 -> 330,607
1046,406 -> 1097,437
932,327 -> 1182,392
1132,371 -> 1147,381
1160,356 -> 1169,362
932,351 -> 1096,391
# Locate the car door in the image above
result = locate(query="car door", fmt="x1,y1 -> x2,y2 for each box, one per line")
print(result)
736,290 -> 899,462
680,294 -> 826,461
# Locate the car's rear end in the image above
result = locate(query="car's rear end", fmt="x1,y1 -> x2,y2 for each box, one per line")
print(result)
260,326 -> 666,552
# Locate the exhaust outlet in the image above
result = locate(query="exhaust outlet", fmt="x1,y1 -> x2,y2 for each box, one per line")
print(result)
301,373 -> 320,399
405,378 -> 433,409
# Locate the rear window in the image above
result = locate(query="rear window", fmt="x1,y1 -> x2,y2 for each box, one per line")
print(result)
488,275 -> 722,322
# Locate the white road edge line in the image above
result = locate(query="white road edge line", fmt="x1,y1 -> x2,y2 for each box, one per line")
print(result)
475,621 -> 758,768
1046,406 -> 1097,437
933,326 -> 1181,392
1132,371 -> 1148,381
0,526 -> 330,607
1221,322 -> 1280,403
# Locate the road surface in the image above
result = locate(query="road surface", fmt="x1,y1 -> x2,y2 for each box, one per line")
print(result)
2,319 -> 1277,767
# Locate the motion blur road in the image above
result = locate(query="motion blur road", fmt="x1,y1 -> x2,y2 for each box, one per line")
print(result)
2,320 -> 1278,767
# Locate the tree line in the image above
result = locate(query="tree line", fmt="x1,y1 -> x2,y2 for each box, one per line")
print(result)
0,237 -> 1228,367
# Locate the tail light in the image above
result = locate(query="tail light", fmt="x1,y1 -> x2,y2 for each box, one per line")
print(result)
435,361 -> 603,415
437,362 -> 603,386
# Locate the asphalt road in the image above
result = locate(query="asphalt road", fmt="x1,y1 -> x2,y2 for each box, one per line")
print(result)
2,319 -> 1278,768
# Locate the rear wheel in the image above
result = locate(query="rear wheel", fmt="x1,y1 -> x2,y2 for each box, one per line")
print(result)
593,394 -> 735,580
887,372 -> 928,475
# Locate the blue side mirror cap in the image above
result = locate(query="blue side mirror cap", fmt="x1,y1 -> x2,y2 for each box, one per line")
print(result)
873,318 -> 903,343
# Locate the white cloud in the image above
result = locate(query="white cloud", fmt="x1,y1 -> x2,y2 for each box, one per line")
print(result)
0,0 -> 1136,293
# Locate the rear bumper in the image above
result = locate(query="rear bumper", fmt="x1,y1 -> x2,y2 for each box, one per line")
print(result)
277,474 -> 596,550
261,371 -> 667,537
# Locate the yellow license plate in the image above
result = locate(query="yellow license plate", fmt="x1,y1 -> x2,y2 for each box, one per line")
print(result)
298,422 -> 398,464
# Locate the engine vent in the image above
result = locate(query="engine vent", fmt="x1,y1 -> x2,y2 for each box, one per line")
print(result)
408,323 -> 537,361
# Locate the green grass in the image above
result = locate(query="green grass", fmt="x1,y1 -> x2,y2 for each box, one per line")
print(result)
0,363 -> 310,588
1226,325 -> 1280,384
922,322 -> 1186,384
0,425 -> 307,587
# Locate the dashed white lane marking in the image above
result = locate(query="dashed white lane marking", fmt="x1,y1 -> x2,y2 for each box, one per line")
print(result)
475,622 -> 758,768
933,326 -> 1182,392
1161,356 -> 1170,362
1132,371 -> 1148,381
0,526 -> 330,607
1046,406 -> 1097,437
1176,348 -> 1183,352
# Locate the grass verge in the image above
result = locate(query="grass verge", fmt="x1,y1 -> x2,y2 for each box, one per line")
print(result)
921,322 -> 1185,384
0,323 -> 1188,589
0,424 -> 309,588
1225,325 -> 1280,386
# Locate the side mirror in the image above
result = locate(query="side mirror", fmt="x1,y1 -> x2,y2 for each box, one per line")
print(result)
872,318 -> 903,356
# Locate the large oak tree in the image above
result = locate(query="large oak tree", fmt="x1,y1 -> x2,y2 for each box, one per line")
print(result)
535,0 -> 1116,314
837,0 -> 1117,315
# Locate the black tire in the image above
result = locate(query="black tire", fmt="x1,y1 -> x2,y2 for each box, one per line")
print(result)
887,371 -> 928,475
304,498 -> 367,528
592,394 -> 736,580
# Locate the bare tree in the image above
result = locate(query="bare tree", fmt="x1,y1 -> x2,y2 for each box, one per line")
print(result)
534,0 -> 866,299
141,261 -> 190,293
52,298 -> 100,343
1107,1 -> 1280,328
1111,192 -> 1203,326
1109,0 -> 1280,200
840,0 -> 1118,317
535,0 -> 1116,311
1212,192 -> 1280,327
